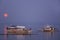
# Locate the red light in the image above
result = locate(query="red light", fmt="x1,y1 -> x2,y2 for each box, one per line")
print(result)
4,13 -> 8,17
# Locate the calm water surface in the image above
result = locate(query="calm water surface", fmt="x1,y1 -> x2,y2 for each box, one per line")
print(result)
0,24 -> 60,40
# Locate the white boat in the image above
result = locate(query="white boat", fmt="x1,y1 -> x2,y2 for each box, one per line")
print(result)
42,25 -> 55,32
6,25 -> 32,35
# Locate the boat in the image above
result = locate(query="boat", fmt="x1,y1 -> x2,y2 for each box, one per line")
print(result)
42,25 -> 55,32
6,25 -> 32,35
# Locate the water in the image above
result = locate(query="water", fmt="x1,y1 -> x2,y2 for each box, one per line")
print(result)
0,24 -> 60,40
0,32 -> 60,40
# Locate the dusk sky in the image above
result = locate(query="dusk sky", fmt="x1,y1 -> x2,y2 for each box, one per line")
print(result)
0,0 -> 60,24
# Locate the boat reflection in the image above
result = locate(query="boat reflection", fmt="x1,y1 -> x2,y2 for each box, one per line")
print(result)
42,32 -> 54,40
16,35 -> 25,40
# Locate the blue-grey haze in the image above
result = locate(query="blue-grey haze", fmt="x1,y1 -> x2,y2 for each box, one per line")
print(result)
0,0 -> 60,40
0,0 -> 60,25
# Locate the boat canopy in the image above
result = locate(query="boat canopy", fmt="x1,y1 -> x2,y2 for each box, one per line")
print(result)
16,26 -> 25,28
46,25 -> 50,28
7,27 -> 15,28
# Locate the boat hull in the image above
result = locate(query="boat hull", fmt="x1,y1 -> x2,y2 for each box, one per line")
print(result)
43,30 -> 54,32
6,29 -> 32,35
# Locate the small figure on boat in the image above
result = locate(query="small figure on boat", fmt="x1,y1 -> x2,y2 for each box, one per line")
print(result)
6,25 -> 32,35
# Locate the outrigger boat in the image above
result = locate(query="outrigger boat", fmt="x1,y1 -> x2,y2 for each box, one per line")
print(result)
6,25 -> 32,35
42,25 -> 55,32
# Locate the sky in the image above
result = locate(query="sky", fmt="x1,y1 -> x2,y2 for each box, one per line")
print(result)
0,0 -> 60,25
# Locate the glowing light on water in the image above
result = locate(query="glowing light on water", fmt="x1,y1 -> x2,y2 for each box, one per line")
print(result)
4,25 -> 7,34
